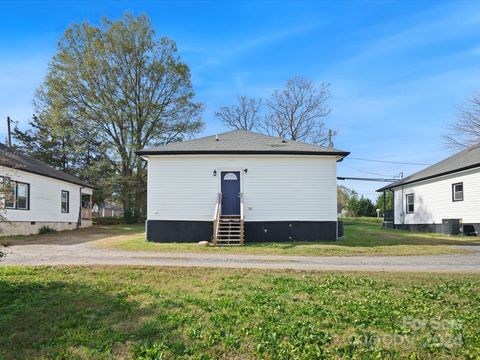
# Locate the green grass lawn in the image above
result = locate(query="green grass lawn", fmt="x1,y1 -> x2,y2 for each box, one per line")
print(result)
95,222 -> 480,256
1,266 -> 479,359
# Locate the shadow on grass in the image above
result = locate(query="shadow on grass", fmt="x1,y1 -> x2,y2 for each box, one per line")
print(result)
7,224 -> 145,246
0,275 -> 184,359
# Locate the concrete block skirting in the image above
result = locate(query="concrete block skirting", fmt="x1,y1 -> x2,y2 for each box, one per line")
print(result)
0,220 -> 92,236
146,220 -> 339,243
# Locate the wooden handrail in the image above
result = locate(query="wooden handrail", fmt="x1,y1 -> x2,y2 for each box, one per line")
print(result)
240,193 -> 245,245
240,193 -> 244,221
212,193 -> 222,244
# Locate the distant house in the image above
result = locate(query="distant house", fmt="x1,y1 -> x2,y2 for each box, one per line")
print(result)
0,144 -> 94,236
377,145 -> 480,235
92,203 -> 124,218
138,130 -> 349,244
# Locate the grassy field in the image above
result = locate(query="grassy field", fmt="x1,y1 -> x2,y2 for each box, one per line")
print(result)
93,222 -> 480,256
1,266 -> 479,359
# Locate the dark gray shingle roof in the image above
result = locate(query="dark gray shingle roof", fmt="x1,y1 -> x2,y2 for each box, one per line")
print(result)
0,143 -> 92,188
377,144 -> 480,191
137,130 -> 349,158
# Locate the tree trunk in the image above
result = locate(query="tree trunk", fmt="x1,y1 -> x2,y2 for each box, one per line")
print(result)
135,156 -> 144,217
121,159 -> 133,222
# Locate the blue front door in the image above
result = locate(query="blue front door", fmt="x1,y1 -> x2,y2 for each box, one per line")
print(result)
221,171 -> 241,215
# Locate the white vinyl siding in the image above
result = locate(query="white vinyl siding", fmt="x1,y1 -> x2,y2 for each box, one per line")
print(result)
0,165 -> 90,223
145,154 -> 338,222
393,167 -> 480,225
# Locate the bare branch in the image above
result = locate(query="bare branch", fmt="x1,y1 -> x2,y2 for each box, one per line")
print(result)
444,93 -> 480,149
260,76 -> 332,144
215,96 -> 262,131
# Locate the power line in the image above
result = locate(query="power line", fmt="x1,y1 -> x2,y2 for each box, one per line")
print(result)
342,163 -> 394,177
337,176 -> 397,182
347,157 -> 431,166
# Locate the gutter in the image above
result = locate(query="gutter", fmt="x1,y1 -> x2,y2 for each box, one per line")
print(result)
135,150 -> 350,157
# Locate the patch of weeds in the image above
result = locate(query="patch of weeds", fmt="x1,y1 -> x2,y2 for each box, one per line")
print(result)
38,226 -> 57,235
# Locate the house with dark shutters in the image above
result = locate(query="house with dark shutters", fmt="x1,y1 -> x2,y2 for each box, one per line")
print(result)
138,130 -> 349,244
0,144 -> 94,236
377,144 -> 480,235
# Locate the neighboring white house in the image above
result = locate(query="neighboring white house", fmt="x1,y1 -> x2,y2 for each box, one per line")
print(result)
0,144 -> 94,236
377,144 -> 480,235
138,130 -> 349,243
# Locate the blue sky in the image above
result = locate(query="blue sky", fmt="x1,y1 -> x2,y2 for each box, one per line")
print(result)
1,0 -> 479,200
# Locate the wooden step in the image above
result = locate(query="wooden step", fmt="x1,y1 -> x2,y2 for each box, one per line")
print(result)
214,213 -> 244,245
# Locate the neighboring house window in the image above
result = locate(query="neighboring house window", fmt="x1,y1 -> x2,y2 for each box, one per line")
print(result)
61,190 -> 69,213
2,178 -> 30,210
406,193 -> 414,214
452,182 -> 463,202
16,183 -> 29,210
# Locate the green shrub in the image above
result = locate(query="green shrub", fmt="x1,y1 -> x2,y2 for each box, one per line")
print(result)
1,239 -> 11,247
38,226 -> 57,235
93,217 -> 125,225
124,208 -> 141,224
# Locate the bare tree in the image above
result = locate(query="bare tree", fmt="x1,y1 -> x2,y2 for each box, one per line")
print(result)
445,93 -> 480,149
215,96 -> 262,131
261,76 -> 332,144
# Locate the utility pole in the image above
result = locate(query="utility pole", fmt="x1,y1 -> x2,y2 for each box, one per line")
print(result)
328,129 -> 333,148
7,116 -> 12,146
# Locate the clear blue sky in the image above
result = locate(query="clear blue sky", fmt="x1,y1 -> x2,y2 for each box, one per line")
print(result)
1,0 -> 479,200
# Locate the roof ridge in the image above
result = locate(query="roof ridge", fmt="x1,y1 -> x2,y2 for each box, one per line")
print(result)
139,129 -> 346,154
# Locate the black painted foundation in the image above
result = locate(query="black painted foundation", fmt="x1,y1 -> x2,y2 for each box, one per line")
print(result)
146,220 -> 339,243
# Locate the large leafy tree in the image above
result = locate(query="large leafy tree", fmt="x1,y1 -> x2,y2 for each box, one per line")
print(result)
13,114 -> 115,206
337,185 -> 355,213
35,13 -> 203,218
375,191 -> 393,213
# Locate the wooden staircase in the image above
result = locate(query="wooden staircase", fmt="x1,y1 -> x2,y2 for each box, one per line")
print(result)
216,215 -> 244,246
212,192 -> 245,246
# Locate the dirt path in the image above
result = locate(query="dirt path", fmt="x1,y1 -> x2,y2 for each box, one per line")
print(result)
2,239 -> 480,272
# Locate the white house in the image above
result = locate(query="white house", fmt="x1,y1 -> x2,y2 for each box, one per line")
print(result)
0,144 -> 94,236
377,144 -> 480,235
138,130 -> 349,244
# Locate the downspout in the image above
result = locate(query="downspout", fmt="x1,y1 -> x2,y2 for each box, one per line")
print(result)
390,189 -> 395,229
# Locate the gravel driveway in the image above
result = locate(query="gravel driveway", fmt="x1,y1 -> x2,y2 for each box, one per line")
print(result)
2,238 -> 480,272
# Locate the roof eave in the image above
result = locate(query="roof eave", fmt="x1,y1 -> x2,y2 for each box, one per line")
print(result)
1,163 -> 94,189
136,150 -> 350,156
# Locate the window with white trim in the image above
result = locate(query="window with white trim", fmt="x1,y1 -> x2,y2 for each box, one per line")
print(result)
452,182 -> 463,202
61,190 -> 69,213
406,193 -> 414,214
2,177 -> 30,210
